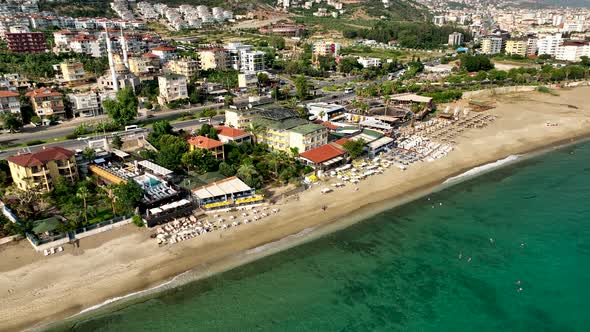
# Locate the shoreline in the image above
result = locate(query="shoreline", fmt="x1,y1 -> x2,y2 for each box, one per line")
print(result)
46,131 -> 590,332
2,87 -> 590,332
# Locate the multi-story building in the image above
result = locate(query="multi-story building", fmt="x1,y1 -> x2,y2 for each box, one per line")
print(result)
68,91 -> 115,117
168,57 -> 200,79
505,39 -> 528,57
225,96 -> 274,130
56,60 -> 86,83
312,40 -> 340,58
5,32 -> 46,53
249,106 -> 328,153
537,33 -> 562,57
238,73 -> 258,89
151,45 -> 176,61
481,36 -> 503,55
68,35 -> 104,57
448,32 -> 464,46
0,90 -> 21,120
555,40 -> 590,62
357,57 -> 381,68
187,135 -> 225,160
129,53 -> 161,75
7,147 -> 78,192
25,87 -> 65,121
240,51 -> 265,73
198,48 -> 229,70
215,126 -> 252,145
157,74 -> 188,105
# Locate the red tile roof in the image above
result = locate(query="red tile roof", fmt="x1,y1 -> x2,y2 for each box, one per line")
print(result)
7,147 -> 75,167
215,126 -> 249,139
299,144 -> 345,164
142,52 -> 160,58
152,46 -> 176,51
0,90 -> 19,98
187,135 -> 224,149
332,138 -> 349,147
25,87 -> 63,98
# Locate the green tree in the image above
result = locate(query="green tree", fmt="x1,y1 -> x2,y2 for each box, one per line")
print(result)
113,181 -> 144,215
152,120 -> 173,137
181,148 -> 219,174
82,147 -> 96,162
156,134 -> 189,170
103,87 -> 138,126
339,57 -> 363,74
76,186 -> 90,224
460,54 -> 494,72
294,75 -> 309,100
236,163 -> 263,188
343,139 -> 366,159
201,109 -> 217,122
219,162 -> 236,177
1,113 -> 23,132
257,72 -> 270,85
111,135 -> 123,149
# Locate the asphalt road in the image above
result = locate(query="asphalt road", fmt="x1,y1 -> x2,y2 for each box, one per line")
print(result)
0,116 -> 224,160
0,103 -> 224,146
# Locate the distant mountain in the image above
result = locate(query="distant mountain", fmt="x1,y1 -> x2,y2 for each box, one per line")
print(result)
522,0 -> 590,8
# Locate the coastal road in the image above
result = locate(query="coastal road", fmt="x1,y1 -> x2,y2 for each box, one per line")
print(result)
0,117 -> 225,160
0,103 -> 224,146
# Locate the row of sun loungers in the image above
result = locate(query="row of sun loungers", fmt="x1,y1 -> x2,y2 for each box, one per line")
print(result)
43,246 -> 63,256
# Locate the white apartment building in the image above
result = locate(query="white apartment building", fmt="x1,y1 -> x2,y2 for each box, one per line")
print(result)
0,90 -> 21,117
240,51 -> 265,73
537,33 -> 562,57
357,57 -> 381,68
448,32 -> 464,46
481,36 -> 503,55
68,91 -> 115,117
555,41 -> 590,62
158,74 -> 188,105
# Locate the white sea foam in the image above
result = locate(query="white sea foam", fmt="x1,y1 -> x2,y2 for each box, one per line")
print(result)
443,154 -> 521,185
76,270 -> 190,315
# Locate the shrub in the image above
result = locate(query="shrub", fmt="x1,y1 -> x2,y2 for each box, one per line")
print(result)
26,140 -> 45,146
132,215 -> 144,227
66,133 -> 78,140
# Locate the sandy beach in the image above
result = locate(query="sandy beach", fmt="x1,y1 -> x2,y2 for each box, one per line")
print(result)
2,86 -> 590,332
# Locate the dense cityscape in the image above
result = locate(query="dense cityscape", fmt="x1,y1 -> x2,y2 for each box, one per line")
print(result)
0,0 -> 590,330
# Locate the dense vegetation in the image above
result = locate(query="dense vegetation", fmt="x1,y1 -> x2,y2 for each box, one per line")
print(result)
39,0 -> 115,18
344,22 -> 471,49
0,52 -> 108,80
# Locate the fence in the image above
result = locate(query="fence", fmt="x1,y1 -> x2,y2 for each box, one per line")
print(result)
74,215 -> 132,235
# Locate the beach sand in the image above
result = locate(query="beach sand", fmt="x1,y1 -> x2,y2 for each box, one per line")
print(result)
2,87 -> 590,332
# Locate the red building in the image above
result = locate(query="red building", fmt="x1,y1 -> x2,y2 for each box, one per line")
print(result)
5,32 -> 47,54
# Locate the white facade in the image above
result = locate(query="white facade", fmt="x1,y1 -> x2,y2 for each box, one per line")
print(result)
357,57 -> 381,68
555,42 -> 590,62
537,33 -> 562,57
158,74 -> 188,105
448,32 -> 464,46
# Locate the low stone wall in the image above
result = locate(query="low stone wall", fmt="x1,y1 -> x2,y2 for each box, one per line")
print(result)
0,235 -> 21,246
75,217 -> 132,240
29,236 -> 71,253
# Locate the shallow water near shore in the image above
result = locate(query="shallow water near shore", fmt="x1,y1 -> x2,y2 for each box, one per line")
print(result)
53,140 -> 590,332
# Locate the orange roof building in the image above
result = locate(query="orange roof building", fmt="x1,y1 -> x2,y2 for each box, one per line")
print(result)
187,135 -> 225,160
25,87 -> 65,120
299,143 -> 347,169
7,147 -> 78,191
215,126 -> 252,145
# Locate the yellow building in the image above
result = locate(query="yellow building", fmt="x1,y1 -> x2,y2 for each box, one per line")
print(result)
225,108 -> 259,130
250,107 -> 328,152
168,57 -> 199,79
128,54 -> 160,75
59,60 -> 85,83
505,39 -> 528,57
198,48 -> 229,70
25,87 -> 65,121
7,147 -> 78,191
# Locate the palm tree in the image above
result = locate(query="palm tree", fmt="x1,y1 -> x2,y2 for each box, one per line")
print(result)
245,123 -> 266,145
76,186 -> 90,225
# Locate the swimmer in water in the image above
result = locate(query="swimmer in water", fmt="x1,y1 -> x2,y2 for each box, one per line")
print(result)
516,280 -> 521,285
520,242 -> 526,248
490,238 -> 494,244
518,287 -> 523,292
467,257 -> 472,263
458,253 -> 463,260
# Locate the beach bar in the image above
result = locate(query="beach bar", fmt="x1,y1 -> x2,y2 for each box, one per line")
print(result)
192,176 -> 261,210
299,143 -> 347,171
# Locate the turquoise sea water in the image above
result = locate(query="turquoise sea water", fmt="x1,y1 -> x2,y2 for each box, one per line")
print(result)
59,141 -> 590,332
